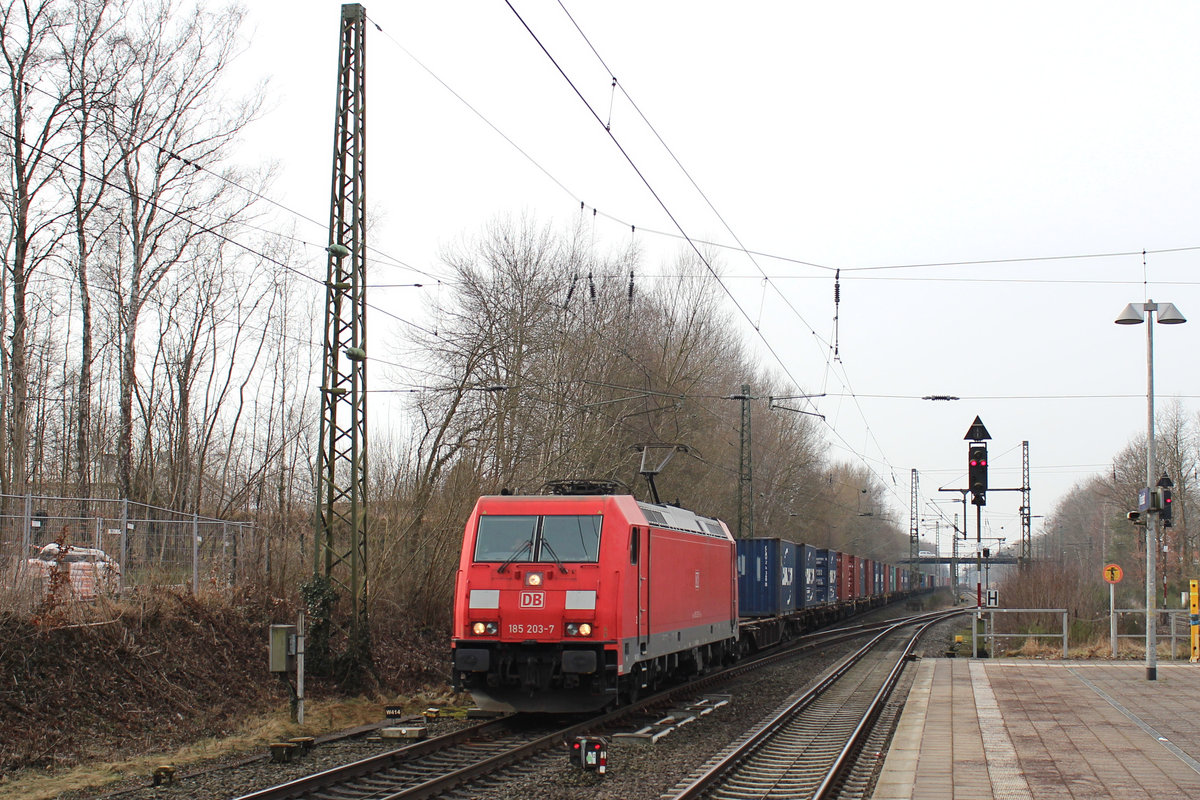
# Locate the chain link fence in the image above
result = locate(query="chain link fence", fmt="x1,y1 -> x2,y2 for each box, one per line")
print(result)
0,493 -> 258,596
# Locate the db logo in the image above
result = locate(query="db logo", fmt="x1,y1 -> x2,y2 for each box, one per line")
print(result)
519,591 -> 545,609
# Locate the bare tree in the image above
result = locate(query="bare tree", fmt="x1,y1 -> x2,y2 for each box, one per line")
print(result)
157,239 -> 277,513
55,0 -> 121,514
102,0 -> 258,501
0,0 -> 73,497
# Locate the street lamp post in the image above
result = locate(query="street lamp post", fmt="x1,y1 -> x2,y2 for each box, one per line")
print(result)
1115,299 -> 1186,681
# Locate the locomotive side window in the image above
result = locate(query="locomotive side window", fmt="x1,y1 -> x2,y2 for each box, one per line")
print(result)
630,527 -> 639,564
474,516 -> 537,561
539,515 -> 601,563
473,514 -> 602,563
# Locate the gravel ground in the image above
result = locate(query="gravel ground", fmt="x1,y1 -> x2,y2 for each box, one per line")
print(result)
64,598 -> 966,800
486,601 -> 968,800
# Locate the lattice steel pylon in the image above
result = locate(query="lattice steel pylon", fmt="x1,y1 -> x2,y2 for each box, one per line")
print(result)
909,469 -> 919,587
313,2 -> 369,674
1019,440 -> 1031,566
736,384 -> 754,538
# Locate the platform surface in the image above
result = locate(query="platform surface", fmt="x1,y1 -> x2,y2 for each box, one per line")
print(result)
873,659 -> 1200,799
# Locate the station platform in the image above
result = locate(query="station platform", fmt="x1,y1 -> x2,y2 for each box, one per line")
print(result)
873,659 -> 1200,799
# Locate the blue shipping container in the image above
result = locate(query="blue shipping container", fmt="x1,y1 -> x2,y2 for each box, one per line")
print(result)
823,549 -> 839,604
800,544 -> 821,607
736,538 -> 798,617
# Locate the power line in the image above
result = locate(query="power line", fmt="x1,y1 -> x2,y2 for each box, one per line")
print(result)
0,126 -> 443,343
501,1 -> 920,509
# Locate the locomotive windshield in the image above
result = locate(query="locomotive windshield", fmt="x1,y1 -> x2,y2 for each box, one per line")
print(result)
474,515 -> 602,563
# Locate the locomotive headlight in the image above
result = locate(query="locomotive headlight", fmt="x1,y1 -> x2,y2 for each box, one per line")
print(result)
578,623 -> 592,636
565,622 -> 592,637
566,623 -> 579,636
471,622 -> 498,635
525,572 -> 544,587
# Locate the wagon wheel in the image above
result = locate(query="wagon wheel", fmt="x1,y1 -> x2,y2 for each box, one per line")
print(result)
623,664 -> 645,705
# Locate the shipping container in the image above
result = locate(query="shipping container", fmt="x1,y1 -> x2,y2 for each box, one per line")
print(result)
800,544 -> 823,607
736,538 -> 798,617
836,552 -> 853,601
823,550 -> 839,603
812,547 -> 835,605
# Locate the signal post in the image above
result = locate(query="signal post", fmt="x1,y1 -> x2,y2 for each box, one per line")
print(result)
965,418 -> 990,611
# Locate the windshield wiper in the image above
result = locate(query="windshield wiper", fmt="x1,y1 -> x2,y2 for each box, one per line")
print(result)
538,538 -> 570,574
496,539 -> 533,573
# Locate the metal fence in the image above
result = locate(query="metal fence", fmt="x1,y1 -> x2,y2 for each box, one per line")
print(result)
0,493 -> 257,594
972,608 -> 1070,658
1112,608 -> 1197,660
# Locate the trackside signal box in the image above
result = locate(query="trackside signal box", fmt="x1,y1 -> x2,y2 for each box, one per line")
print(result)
269,624 -> 297,673
570,736 -> 608,774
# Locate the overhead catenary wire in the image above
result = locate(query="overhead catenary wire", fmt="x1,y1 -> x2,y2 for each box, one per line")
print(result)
0,126 -> 444,345
523,2 -> 921,510
14,9 -> 1171,522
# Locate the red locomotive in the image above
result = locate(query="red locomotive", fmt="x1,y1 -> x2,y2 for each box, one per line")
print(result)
450,488 -> 738,713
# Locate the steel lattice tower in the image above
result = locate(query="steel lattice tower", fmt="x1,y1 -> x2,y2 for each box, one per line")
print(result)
1020,440 -> 1031,565
909,469 -> 919,587
314,2 -> 369,670
737,384 -> 754,538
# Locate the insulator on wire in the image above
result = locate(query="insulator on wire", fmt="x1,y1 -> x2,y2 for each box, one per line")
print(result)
833,269 -> 841,361
588,272 -> 596,302
628,271 -> 634,304
564,274 -> 578,309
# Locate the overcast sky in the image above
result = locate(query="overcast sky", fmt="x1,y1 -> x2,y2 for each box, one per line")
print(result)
231,2 -> 1200,554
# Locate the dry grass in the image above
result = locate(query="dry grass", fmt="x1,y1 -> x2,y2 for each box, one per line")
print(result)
0,584 -> 453,784
0,690 -> 467,800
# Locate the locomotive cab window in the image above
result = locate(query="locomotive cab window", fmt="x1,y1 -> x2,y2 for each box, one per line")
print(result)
474,515 -> 601,563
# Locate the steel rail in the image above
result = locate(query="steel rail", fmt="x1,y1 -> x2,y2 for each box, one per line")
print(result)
234,607 -> 960,800
811,614 -> 950,800
666,609 -> 965,800
229,716 -> 524,800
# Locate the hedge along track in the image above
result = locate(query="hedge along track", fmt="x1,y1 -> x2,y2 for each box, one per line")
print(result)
662,610 -> 964,800
228,608 -> 961,800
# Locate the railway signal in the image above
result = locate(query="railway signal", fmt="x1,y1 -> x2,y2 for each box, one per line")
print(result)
968,444 -> 988,506
1157,473 -> 1175,528
1159,487 -> 1174,527
571,737 -> 608,774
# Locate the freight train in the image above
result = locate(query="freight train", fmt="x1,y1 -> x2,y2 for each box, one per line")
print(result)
450,486 -> 938,713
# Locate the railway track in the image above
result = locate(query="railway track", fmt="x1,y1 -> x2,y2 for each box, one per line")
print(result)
228,714 -> 572,800
230,609 -> 960,800
661,611 -> 961,800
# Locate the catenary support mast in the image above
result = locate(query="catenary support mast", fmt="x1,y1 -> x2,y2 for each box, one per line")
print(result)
314,2 -> 369,673
909,469 -> 919,589
1020,440 -> 1031,565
